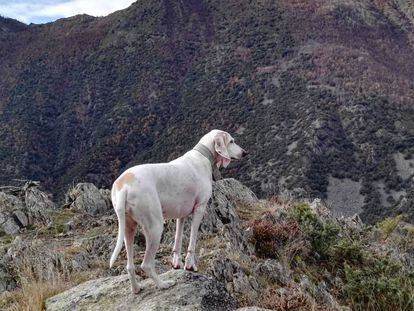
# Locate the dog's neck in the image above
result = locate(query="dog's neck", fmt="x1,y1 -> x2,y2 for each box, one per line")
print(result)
193,143 -> 215,167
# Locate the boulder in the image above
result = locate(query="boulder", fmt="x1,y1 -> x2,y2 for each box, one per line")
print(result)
254,259 -> 292,286
2,236 -> 91,294
0,182 -> 55,234
201,178 -> 256,234
45,270 -> 236,311
66,183 -> 111,215
0,192 -> 25,234
24,183 -> 55,225
300,275 -> 341,310
0,263 -> 16,292
13,210 -> 28,227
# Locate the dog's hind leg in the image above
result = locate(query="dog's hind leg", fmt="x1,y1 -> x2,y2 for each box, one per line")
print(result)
140,207 -> 176,290
125,215 -> 140,294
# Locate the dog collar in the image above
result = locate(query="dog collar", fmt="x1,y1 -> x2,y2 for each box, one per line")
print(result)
193,143 -> 215,166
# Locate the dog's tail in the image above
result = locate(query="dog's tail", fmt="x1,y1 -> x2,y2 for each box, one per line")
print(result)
110,188 -> 127,268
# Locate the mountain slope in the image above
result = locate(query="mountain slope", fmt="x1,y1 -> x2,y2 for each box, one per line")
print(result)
1,0 -> 414,223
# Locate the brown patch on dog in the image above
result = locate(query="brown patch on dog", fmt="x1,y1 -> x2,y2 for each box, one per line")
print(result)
114,172 -> 135,190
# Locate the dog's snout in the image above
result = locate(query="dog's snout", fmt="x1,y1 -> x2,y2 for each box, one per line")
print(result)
242,150 -> 248,157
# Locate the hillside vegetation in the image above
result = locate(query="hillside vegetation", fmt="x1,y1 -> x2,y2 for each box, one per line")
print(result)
1,1 -> 414,223
0,180 -> 412,310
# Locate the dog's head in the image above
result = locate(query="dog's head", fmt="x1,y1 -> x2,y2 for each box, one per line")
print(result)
212,130 -> 247,168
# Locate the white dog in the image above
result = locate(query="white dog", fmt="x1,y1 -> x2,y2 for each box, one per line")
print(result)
109,129 -> 247,293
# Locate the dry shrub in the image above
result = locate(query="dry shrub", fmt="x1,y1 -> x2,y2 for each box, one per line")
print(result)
269,195 -> 292,208
249,218 -> 308,261
260,282 -> 329,311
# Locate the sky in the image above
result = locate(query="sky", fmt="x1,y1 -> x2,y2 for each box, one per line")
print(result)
0,0 -> 136,24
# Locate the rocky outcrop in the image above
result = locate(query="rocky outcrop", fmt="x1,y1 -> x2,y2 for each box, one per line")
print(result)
0,192 -> 26,234
45,270 -> 236,311
2,179 -> 412,310
201,178 -> 257,234
0,182 -> 55,235
66,183 -> 111,215
24,182 -> 55,225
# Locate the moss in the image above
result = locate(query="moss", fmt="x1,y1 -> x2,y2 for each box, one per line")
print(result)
37,208 -> 75,236
0,233 -> 14,245
25,223 -> 36,231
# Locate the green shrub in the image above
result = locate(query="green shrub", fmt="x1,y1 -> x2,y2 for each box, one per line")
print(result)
328,238 -> 364,267
378,214 -> 403,240
25,223 -> 36,231
344,257 -> 414,311
292,202 -> 339,258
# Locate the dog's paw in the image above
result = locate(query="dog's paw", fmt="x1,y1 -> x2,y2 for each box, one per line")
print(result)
184,263 -> 198,272
158,280 -> 176,290
184,253 -> 198,271
131,285 -> 142,295
172,256 -> 183,269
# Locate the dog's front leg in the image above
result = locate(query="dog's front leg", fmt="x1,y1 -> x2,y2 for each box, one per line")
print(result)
184,204 -> 206,271
172,218 -> 185,269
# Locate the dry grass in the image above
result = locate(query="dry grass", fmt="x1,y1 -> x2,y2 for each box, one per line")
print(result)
35,208 -> 76,237
0,269 -> 96,311
236,196 -> 293,222
237,200 -> 268,221
197,234 -> 226,272
237,278 -> 331,311
259,282 -> 330,311
61,245 -> 84,255
1,279 -> 73,311
0,235 -> 101,311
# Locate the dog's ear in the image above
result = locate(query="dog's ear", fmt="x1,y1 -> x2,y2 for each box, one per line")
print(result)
214,133 -> 231,168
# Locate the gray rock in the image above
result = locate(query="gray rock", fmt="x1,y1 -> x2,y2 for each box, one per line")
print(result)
202,179 -> 256,254
67,183 -> 111,215
236,308 -> 273,311
45,269 -> 236,311
200,179 -> 244,234
0,213 -> 20,235
24,183 -> 55,225
0,263 -> 16,292
0,192 -> 25,211
207,256 -> 259,301
0,192 -> 26,234
202,178 -> 257,233
64,220 -> 74,232
99,189 -> 112,209
254,259 -> 292,286
0,183 -> 56,234
13,210 -> 28,227
232,272 -> 259,299
2,237 -> 91,295
300,275 -> 341,310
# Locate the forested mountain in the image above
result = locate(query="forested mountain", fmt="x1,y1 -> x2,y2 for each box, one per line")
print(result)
1,0 -> 414,223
